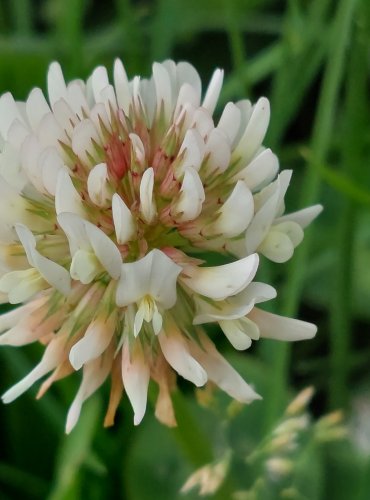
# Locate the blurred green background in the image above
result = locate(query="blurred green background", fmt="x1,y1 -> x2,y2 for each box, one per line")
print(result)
0,0 -> 370,499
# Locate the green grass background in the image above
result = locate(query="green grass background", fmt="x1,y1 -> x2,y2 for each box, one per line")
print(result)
0,0 -> 369,498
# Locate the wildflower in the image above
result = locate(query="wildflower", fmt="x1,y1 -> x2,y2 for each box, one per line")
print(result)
0,60 -> 320,431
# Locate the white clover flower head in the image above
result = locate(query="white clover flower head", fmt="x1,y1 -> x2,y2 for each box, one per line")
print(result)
0,60 -> 320,432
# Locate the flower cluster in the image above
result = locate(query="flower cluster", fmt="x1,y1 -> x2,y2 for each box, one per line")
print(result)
0,60 -> 321,431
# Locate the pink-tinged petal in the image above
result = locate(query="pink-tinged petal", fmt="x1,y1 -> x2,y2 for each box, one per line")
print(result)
249,308 -> 317,341
2,333 -> 68,403
181,253 -> 259,301
112,193 -> 136,244
113,59 -> 131,114
173,167 -> 205,221
231,148 -> 279,191
259,230 -> 294,263
116,249 -> 181,309
139,167 -> 157,224
69,313 -> 116,370
87,162 -> 111,208
121,340 -> 150,426
55,170 -> 85,217
232,97 -> 270,166
26,88 -> 51,131
15,224 -> 71,296
47,62 -> 67,106
190,333 -> 261,402
0,92 -> 25,140
275,204 -> 323,229
202,68 -> 224,115
0,300 -> 63,346
66,351 -> 112,433
217,102 -> 241,145
219,320 -> 252,350
210,181 -> 254,238
0,299 -> 43,334
158,328 -> 207,387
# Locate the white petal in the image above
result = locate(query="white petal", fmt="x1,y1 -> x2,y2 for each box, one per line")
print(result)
39,147 -> 65,196
66,353 -> 112,433
193,282 -> 276,323
219,320 -> 253,350
0,269 -> 46,304
209,181 -> 253,237
274,221 -> 304,247
69,313 -> 116,370
71,118 -> 101,165
245,177 -> 281,254
275,204 -> 323,229
139,167 -> 156,223
202,68 -> 224,115
259,230 -> 294,263
26,88 -> 51,131
0,141 -> 26,191
47,62 -> 67,106
203,128 -> 231,175
217,102 -> 241,145
231,148 -> 279,191
190,333 -> 260,402
36,112 -> 65,148
121,341 -> 150,426
113,59 -> 131,114
174,83 -> 200,118
55,170 -> 85,217
70,249 -> 101,284
57,212 -> 89,255
52,98 -> 76,137
158,329 -> 207,387
91,66 -> 109,104
20,134 -> 46,192
2,333 -> 67,403
87,162 -> 111,208
232,97 -> 270,166
116,249 -> 181,309
84,221 -> 122,280
176,62 -> 202,102
0,92 -> 25,140
172,167 -> 205,221
177,129 -> 205,176
112,193 -> 136,244
7,119 -> 30,150
66,80 -> 88,116
181,253 -> 259,301
191,108 -> 214,138
153,62 -> 172,119
129,133 -> 146,166
15,224 -> 71,295
249,308 -> 317,341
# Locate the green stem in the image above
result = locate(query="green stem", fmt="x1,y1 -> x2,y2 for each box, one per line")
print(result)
263,0 -> 358,431
329,10 -> 368,409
